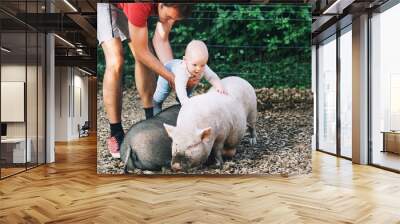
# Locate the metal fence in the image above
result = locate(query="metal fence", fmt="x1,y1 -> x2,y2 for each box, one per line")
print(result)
98,3 -> 312,89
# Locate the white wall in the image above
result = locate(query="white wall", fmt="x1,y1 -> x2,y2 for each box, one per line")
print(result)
54,66 -> 89,141
1,65 -> 41,137
1,63 -> 46,164
73,72 -> 89,137
54,66 -> 68,141
1,66 -> 26,136
1,65 -> 27,140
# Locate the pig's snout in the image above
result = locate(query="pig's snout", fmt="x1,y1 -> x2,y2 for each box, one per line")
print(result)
171,162 -> 182,172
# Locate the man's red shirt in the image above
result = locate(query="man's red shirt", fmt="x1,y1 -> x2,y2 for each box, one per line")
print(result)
116,3 -> 157,27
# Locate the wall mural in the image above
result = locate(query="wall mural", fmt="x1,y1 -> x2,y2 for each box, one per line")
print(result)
97,3 -> 313,175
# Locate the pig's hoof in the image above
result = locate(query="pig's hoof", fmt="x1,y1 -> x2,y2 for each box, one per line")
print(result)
209,162 -> 223,169
249,137 -> 257,145
171,162 -> 182,172
211,164 -> 223,170
216,160 -> 224,169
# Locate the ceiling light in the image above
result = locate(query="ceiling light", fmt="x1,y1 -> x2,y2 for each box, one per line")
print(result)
76,48 -> 87,56
322,0 -> 355,15
54,34 -> 75,48
78,67 -> 93,76
63,0 -> 78,12
1,47 -> 11,53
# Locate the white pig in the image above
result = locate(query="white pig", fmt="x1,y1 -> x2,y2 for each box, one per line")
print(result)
164,76 -> 257,172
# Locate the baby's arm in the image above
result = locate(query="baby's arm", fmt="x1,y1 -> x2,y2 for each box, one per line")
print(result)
175,68 -> 190,104
203,65 -> 227,94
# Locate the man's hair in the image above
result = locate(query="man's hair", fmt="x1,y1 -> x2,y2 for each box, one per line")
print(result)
163,3 -> 192,18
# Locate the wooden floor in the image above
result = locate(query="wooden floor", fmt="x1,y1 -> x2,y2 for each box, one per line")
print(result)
372,150 -> 400,171
1,167 -> 26,178
1,135 -> 400,223
1,163 -> 45,178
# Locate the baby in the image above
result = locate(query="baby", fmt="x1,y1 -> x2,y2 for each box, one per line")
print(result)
153,40 -> 227,115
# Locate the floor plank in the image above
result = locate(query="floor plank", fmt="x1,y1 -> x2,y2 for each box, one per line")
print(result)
0,135 -> 399,223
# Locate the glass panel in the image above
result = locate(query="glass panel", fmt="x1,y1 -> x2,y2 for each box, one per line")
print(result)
1,31 -> 27,177
340,27 -> 352,158
38,32 -> 45,165
312,46 -> 317,150
371,3 -> 400,171
26,0 -> 40,169
0,0 -> 29,178
0,0 -> 46,178
27,31 -> 38,169
318,35 -> 337,154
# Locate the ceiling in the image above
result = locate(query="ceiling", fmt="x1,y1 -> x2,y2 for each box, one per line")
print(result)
0,0 -> 395,74
0,0 -> 96,74
310,0 -> 390,43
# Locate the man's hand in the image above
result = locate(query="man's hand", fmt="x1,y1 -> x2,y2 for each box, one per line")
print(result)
166,72 -> 175,90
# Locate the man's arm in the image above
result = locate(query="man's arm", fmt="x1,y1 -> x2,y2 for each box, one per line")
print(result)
152,21 -> 174,64
129,22 -> 175,86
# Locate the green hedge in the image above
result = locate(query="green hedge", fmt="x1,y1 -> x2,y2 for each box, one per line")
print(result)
97,3 -> 311,89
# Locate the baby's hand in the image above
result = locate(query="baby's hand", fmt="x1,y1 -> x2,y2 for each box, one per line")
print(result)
181,98 -> 190,105
216,86 -> 228,95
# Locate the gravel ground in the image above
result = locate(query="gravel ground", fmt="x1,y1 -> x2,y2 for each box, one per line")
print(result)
97,86 -> 313,176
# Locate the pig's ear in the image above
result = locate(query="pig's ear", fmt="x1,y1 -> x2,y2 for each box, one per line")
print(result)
163,123 -> 175,138
199,127 -> 212,142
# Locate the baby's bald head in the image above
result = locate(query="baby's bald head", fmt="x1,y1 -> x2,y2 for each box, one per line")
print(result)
184,40 -> 209,62
183,40 -> 209,78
